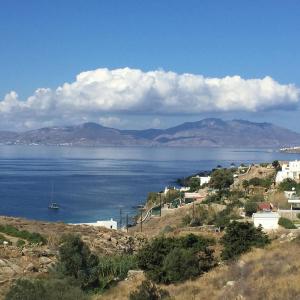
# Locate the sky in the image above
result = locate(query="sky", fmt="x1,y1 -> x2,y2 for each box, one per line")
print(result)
0,0 -> 300,131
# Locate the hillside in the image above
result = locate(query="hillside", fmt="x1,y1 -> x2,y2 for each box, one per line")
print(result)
97,233 -> 300,300
1,118 -> 300,147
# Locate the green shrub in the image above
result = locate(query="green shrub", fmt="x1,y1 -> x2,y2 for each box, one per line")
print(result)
297,213 -> 300,219
278,178 -> 298,192
0,225 -> 46,245
137,234 -> 215,284
278,217 -> 297,229
221,221 -> 270,260
209,169 -> 234,190
16,239 -> 26,248
129,280 -> 170,300
244,202 -> 258,217
5,278 -> 88,300
248,177 -> 272,188
57,234 -> 99,290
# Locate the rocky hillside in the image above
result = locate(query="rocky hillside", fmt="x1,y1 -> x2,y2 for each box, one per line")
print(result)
97,231 -> 300,300
0,216 -> 144,299
1,118 -> 300,147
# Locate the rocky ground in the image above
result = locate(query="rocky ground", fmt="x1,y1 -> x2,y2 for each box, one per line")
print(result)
0,216 -> 145,299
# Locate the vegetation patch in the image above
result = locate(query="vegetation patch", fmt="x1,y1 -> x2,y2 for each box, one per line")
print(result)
221,221 -> 270,260
278,217 -> 297,229
137,234 -> 216,284
0,224 -> 46,244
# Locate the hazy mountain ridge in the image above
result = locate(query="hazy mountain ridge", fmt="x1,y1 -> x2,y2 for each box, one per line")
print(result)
1,118 -> 300,148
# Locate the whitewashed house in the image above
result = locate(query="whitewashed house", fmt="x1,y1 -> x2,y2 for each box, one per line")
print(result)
252,212 -> 280,230
276,160 -> 300,183
72,218 -> 118,230
192,175 -> 211,186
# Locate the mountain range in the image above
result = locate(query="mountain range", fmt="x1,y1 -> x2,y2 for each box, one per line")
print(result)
1,118 -> 300,148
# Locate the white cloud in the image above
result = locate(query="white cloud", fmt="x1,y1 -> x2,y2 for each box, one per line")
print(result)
0,67 -> 299,130
98,116 -> 125,128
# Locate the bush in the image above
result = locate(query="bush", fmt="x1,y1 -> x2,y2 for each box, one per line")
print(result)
129,280 -> 170,300
0,225 -> 46,244
57,234 -> 99,290
162,248 -> 203,282
278,217 -> 297,229
137,234 -> 215,284
278,178 -> 298,192
16,239 -> 26,248
297,213 -> 300,219
244,202 -> 258,217
5,278 -> 88,300
221,221 -> 270,260
248,177 -> 272,188
209,169 -> 234,190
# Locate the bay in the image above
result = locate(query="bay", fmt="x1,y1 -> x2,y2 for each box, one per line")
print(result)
0,145 -> 300,223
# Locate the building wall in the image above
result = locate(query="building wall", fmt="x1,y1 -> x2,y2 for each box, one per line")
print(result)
253,217 -> 279,230
276,160 -> 300,183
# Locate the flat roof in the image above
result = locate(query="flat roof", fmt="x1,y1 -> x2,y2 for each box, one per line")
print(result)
252,212 -> 280,218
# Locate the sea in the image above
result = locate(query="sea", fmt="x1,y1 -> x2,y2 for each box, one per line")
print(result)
1,145 -> 300,224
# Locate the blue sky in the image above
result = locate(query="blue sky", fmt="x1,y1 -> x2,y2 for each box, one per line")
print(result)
0,0 -> 300,131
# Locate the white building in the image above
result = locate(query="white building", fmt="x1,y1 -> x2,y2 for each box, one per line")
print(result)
71,218 -> 118,230
276,160 -> 300,183
192,175 -> 211,186
252,212 -> 280,230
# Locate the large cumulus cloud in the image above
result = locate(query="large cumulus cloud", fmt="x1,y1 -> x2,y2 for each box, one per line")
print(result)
0,67 -> 299,130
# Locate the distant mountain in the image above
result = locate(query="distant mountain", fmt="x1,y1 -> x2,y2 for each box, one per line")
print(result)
1,118 -> 300,148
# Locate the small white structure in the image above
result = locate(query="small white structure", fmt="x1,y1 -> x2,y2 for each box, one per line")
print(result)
284,190 -> 297,199
179,186 -> 190,192
252,212 -> 280,230
192,175 -> 211,186
276,160 -> 300,183
72,218 -> 118,230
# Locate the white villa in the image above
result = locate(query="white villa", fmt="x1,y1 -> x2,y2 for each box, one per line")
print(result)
276,160 -> 300,183
252,212 -> 280,230
71,218 -> 118,230
192,175 -> 211,186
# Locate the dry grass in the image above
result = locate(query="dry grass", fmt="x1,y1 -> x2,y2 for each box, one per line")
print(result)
94,272 -> 146,300
94,237 -> 300,300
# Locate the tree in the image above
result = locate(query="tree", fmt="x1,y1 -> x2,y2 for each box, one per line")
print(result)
129,280 -> 170,300
272,160 -> 281,171
278,178 -> 298,192
244,201 -> 258,217
189,177 -> 201,192
221,221 -> 270,260
57,234 -> 99,289
136,235 -> 215,284
209,169 -> 234,190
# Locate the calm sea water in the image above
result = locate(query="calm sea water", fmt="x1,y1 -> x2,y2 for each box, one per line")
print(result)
1,145 -> 300,223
